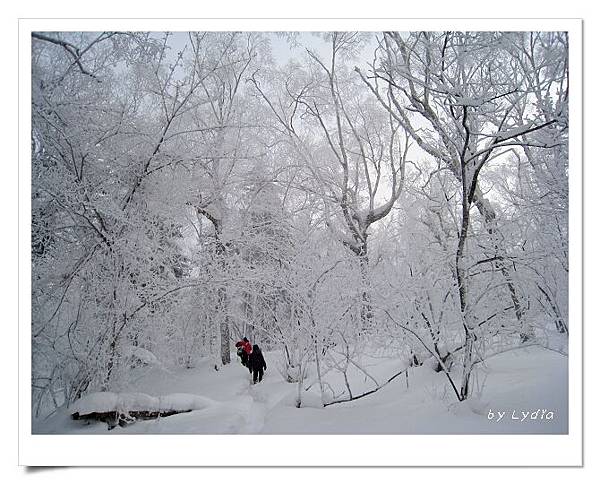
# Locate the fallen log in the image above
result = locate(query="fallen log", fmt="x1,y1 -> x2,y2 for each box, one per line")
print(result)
72,408 -> 193,429
68,391 -> 215,430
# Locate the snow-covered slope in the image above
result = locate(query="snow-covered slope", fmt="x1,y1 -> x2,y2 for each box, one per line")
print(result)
34,345 -> 567,434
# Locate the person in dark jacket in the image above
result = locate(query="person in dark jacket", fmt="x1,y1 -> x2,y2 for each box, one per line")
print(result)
247,344 -> 267,384
235,337 -> 252,367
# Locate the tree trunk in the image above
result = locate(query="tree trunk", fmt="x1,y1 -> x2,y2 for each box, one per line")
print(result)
456,154 -> 474,401
537,283 -> 568,334
314,342 -> 326,407
473,191 -> 531,341
202,211 -> 231,366
220,316 -> 231,365
459,330 -> 474,400
217,285 -> 231,366
358,240 -> 373,332
296,362 -> 303,408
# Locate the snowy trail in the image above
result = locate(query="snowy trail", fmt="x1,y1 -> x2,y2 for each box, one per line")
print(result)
239,376 -> 292,433
109,358 -> 295,434
240,384 -> 268,433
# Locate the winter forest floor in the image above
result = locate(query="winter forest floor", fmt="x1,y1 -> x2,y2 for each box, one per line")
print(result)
34,345 -> 567,434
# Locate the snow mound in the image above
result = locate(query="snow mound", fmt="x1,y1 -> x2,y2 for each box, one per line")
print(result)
123,346 -> 161,366
158,393 -> 214,412
122,346 -> 171,372
69,392 -> 129,414
69,391 -> 216,415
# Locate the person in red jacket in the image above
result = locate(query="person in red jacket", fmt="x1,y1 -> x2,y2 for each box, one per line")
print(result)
235,337 -> 252,367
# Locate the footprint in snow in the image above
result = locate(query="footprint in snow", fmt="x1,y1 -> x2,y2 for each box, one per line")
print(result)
248,385 -> 268,403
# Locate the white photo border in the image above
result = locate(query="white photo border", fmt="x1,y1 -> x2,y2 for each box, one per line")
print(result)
18,17 -> 583,467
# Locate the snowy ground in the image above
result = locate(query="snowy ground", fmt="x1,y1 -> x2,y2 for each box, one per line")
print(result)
34,345 -> 567,434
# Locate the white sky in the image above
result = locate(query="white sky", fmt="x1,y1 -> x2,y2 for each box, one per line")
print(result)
163,31 -> 377,68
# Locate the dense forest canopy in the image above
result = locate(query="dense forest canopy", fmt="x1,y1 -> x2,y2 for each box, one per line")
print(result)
31,31 -> 568,416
